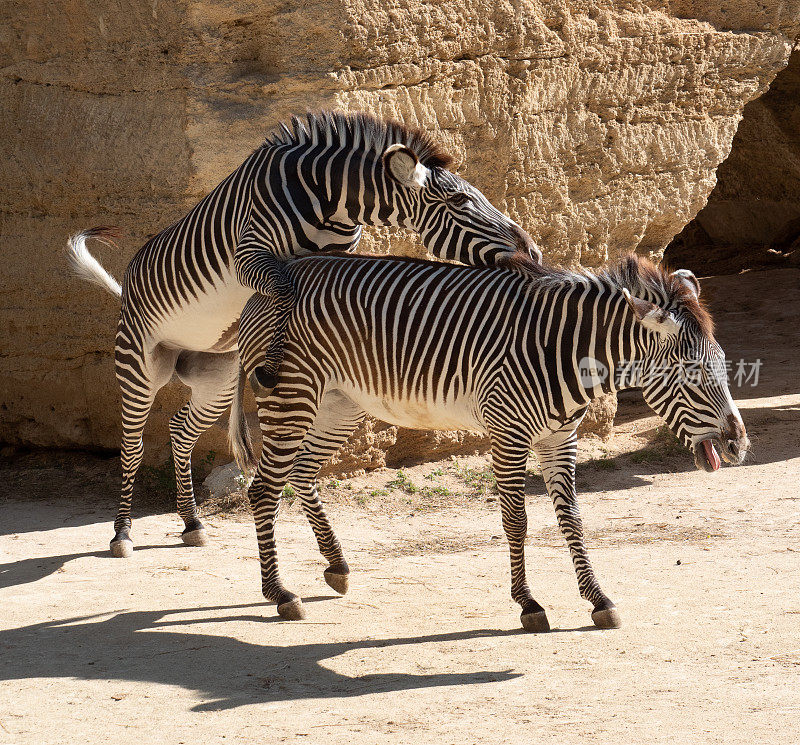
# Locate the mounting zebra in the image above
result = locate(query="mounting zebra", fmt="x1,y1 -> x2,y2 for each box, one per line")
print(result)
230,253 -> 749,631
67,112 -> 539,558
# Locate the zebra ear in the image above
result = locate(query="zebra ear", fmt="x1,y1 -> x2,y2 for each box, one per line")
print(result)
383,144 -> 429,189
622,289 -> 680,337
671,269 -> 700,299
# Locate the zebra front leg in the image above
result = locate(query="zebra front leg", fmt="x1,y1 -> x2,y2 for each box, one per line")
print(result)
250,427 -> 309,619
171,351 -> 240,546
534,431 -> 620,629
248,469 -> 305,619
295,479 -> 349,595
490,439 -> 550,633
249,380 -> 319,619
234,236 -> 295,392
289,390 -> 367,595
254,288 -> 293,392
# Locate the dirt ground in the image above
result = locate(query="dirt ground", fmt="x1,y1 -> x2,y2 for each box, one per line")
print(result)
1,268 -> 799,744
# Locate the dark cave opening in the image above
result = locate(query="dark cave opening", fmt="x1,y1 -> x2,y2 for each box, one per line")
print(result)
664,50 -> 800,276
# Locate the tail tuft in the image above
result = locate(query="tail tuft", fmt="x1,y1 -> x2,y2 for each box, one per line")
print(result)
228,365 -> 257,473
66,227 -> 123,298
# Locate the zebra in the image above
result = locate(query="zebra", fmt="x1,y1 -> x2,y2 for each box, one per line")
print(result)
229,252 -> 749,631
66,112 -> 539,558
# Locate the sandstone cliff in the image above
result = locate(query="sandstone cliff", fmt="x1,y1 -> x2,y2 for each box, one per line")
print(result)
1,1 -> 797,471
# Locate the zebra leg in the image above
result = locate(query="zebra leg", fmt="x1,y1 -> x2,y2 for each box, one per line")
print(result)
171,350 -> 240,546
534,430 -> 620,629
490,437 -> 550,633
288,390 -> 366,595
112,338 -> 177,557
234,238 -> 295,392
249,380 -> 319,620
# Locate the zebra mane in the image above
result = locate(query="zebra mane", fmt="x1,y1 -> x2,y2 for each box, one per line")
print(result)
262,111 -> 454,169
524,254 -> 714,338
604,255 -> 713,337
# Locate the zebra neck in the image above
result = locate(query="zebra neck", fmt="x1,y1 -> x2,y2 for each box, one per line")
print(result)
326,150 -> 400,229
600,290 -> 658,394
259,138 -> 404,233
554,287 -> 653,401
251,143 -> 364,248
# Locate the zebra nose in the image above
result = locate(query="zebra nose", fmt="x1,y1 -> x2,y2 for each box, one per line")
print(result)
512,226 -> 541,263
723,414 -> 749,464
725,414 -> 747,446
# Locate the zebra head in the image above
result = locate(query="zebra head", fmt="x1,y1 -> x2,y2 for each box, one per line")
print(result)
381,143 -> 541,265
622,269 -> 749,472
273,113 -> 538,264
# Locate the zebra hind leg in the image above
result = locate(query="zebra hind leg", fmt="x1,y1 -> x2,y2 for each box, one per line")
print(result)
490,437 -> 550,633
289,390 -> 366,596
112,340 -> 178,557
171,350 -> 240,547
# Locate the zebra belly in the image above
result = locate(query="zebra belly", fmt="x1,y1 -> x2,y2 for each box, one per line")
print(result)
157,281 -> 254,352
338,387 -> 484,432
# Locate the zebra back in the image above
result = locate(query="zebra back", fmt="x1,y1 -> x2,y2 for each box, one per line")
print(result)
237,255 -> 581,429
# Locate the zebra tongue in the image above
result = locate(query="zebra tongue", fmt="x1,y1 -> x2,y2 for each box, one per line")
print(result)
702,440 -> 721,471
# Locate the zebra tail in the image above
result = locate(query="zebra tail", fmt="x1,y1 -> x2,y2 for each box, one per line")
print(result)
66,227 -> 123,298
228,364 -> 257,473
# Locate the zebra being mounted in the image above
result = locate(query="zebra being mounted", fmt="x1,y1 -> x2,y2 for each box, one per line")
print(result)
231,253 -> 749,631
67,112 -> 538,557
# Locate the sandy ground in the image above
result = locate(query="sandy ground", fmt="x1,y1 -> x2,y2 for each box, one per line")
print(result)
1,268 -> 799,744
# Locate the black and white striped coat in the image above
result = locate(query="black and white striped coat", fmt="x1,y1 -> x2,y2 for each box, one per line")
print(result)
68,112 -> 537,556
231,253 -> 749,631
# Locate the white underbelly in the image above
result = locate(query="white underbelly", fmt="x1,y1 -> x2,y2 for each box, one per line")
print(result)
340,387 -> 484,432
158,280 -> 254,352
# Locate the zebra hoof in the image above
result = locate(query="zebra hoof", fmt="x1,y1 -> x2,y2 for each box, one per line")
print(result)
181,528 -> 209,547
110,539 -> 133,558
324,570 -> 349,595
277,597 -> 306,621
520,610 -> 550,633
591,607 -> 622,629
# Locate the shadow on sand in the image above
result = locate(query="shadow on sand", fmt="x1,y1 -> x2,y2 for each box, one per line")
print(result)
0,603 -> 539,711
0,542 -> 188,591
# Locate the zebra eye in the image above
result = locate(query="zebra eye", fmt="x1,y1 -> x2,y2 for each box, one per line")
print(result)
448,192 -> 471,208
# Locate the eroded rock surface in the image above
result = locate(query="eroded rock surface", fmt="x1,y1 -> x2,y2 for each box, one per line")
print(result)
1,1 -> 796,472
666,48 -> 800,275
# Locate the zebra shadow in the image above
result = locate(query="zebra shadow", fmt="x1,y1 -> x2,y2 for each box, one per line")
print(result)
0,543 -> 187,591
0,604 -> 524,711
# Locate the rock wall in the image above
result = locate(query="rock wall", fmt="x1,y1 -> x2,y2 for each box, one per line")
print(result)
665,47 -> 800,275
1,1 -> 797,470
